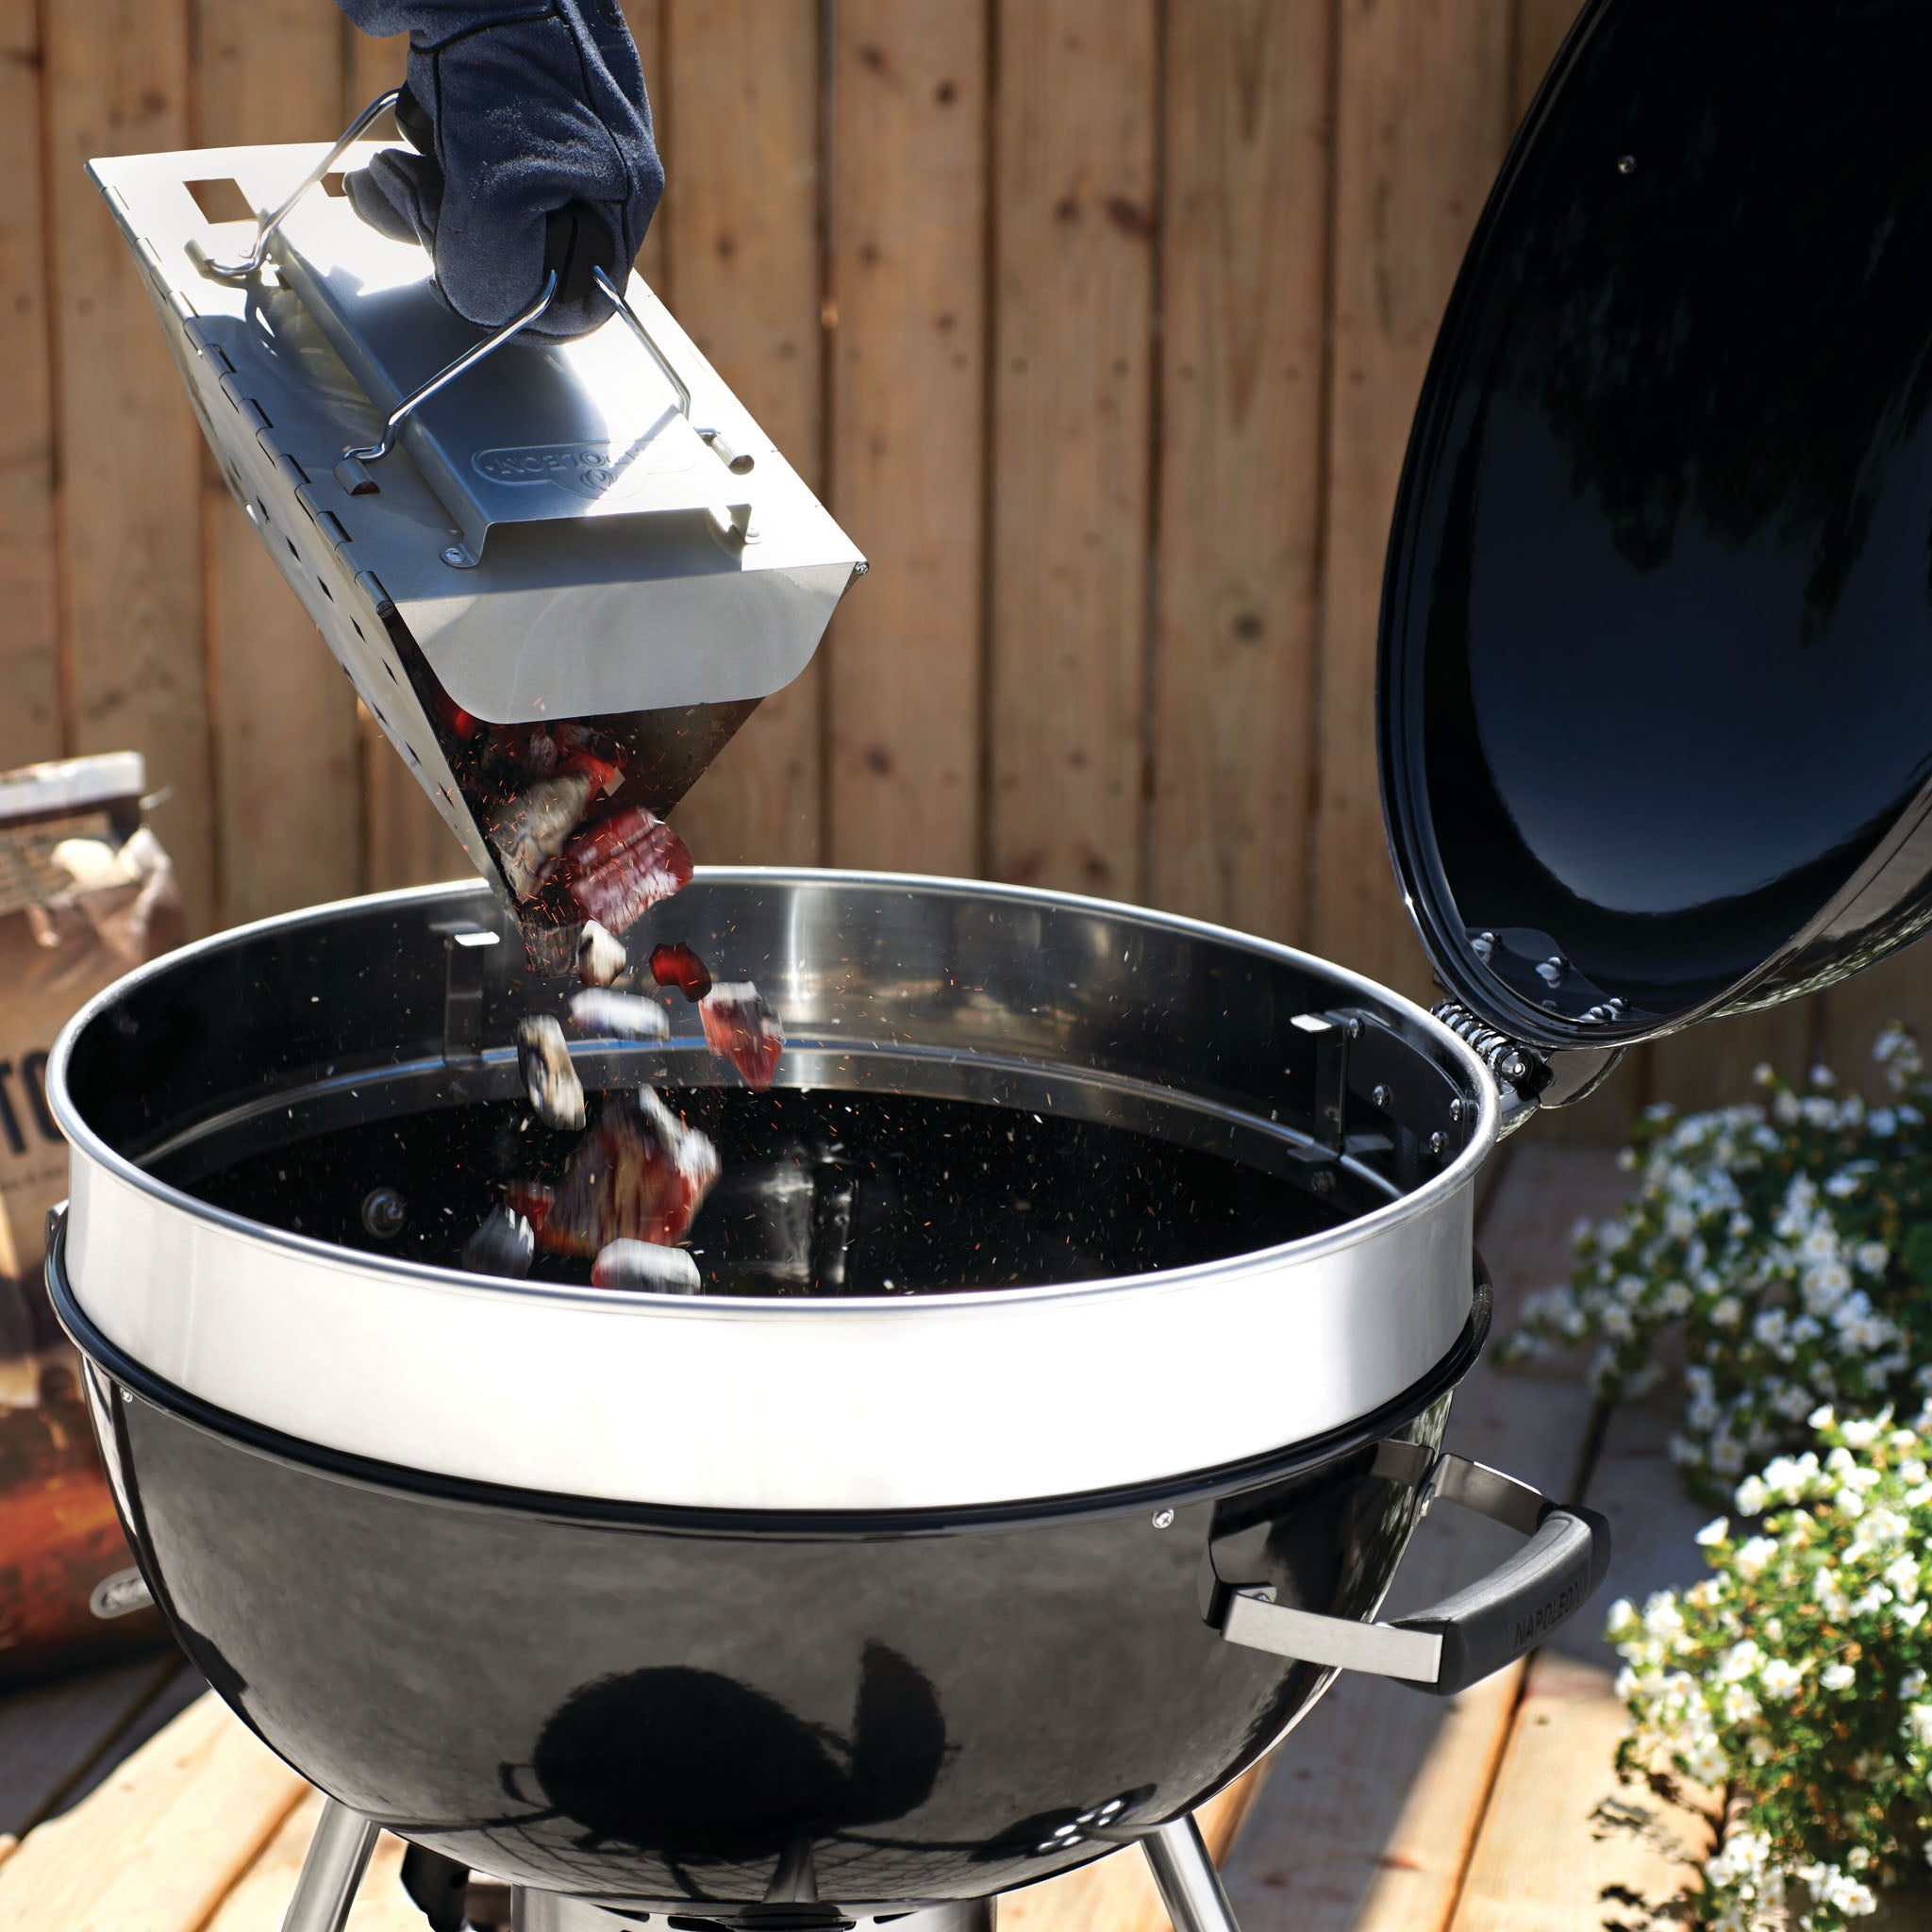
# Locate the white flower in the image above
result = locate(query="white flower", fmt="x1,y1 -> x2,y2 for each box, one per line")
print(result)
1907,1704 -> 1932,1748
1758,1658 -> 1805,1700
1734,1475 -> 1771,1516
1824,1170 -> 1861,1197
1712,1295 -> 1742,1329
1715,1638 -> 1762,1683
1839,1417 -> 1884,1450
1810,1405 -> 1838,1431
1856,1241 -> 1889,1276
1884,1551 -> 1922,1601
1696,1518 -> 1730,1546
1902,1668 -> 1927,1698
1720,1681 -> 1761,1726
1644,1595 -> 1689,1646
1820,1661 -> 1856,1690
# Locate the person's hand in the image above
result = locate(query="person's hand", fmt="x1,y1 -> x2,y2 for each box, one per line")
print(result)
335,1 -> 663,340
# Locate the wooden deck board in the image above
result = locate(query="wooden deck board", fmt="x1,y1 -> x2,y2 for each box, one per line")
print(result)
0,1652 -> 184,1840
1447,1397 -> 1717,1932
0,1687 -> 306,1930
1222,1144 -> 1632,1932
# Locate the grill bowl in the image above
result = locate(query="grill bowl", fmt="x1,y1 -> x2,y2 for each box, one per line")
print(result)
47,872 -> 1498,1909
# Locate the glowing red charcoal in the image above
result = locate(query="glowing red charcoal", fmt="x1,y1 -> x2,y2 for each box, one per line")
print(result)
508,1089 -> 720,1257
649,941 -> 712,1003
557,808 -> 693,936
700,982 -> 784,1091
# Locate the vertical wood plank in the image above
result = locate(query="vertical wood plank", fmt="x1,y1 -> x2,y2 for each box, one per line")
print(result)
1146,0 -> 1331,940
618,0 -> 668,288
987,0 -> 1158,898
199,0 -> 361,928
1511,0 -> 1585,117
340,8 -> 457,895
357,701 -> 459,891
824,0 -> 986,876
660,0 -> 825,866
0,0 -> 60,772
1648,997 -> 1819,1118
43,0 -> 215,929
1814,943 -> 1932,1088
341,15 -> 407,118
1310,0 -> 1514,1002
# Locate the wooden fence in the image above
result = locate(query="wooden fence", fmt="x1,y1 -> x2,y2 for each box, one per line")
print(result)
4,0 -> 1926,1136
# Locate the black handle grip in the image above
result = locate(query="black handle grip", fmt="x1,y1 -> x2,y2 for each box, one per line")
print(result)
1392,1502 -> 1612,1696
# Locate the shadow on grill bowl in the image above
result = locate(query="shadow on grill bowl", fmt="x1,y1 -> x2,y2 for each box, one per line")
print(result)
44,872 -> 1599,1915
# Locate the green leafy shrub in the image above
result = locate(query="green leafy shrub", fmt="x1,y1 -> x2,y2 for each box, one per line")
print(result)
1500,1027 -> 1932,1501
1610,1407 -> 1932,1930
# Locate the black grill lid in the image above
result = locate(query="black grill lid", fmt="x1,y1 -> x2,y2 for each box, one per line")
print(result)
1379,0 -> 1932,1091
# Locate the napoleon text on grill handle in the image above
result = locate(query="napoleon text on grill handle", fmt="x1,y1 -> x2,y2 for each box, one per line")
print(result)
1216,1452 -> 1612,1697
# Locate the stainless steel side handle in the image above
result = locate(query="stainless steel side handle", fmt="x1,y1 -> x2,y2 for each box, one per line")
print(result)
1216,1451 -> 1612,1697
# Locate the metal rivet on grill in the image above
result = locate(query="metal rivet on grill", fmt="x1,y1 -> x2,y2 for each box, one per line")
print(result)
1310,1168 -> 1335,1195
1345,1017 -> 1364,1041
1616,154 -> 1636,174
1429,1130 -> 1448,1158
1372,1083 -> 1392,1108
360,1186 -> 408,1239
1151,1508 -> 1174,1530
1536,956 -> 1566,987
1449,1098 -> 1464,1123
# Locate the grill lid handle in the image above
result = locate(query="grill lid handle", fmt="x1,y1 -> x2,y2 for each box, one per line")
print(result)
1216,1451 -> 1611,1698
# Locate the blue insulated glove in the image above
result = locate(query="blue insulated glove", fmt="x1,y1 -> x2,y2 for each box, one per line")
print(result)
335,1 -> 663,340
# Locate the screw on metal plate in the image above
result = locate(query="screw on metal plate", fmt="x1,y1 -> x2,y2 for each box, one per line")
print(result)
1152,1508 -> 1174,1530
1449,1097 -> 1465,1124
441,543 -> 478,569
1471,930 -> 1497,963
360,1187 -> 408,1239
1617,154 -> 1637,175
1429,1130 -> 1449,1158
1372,1083 -> 1392,1109
1536,956 -> 1567,987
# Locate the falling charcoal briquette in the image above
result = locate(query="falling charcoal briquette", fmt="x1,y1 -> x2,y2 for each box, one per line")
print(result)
569,989 -> 671,1041
516,1014 -> 587,1129
591,1239 -> 701,1294
700,981 -> 784,1090
484,754 -> 620,898
649,941 -> 711,1002
577,920 -> 627,987
461,1206 -> 535,1279
507,1088 -> 720,1254
558,808 -> 694,935
523,917 -> 581,979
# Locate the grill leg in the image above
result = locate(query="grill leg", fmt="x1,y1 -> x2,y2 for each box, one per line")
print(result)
279,1797 -> 380,1932
1141,1815 -> 1240,1932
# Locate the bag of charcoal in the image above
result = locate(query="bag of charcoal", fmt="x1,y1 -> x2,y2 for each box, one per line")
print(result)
0,754 -> 180,1684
